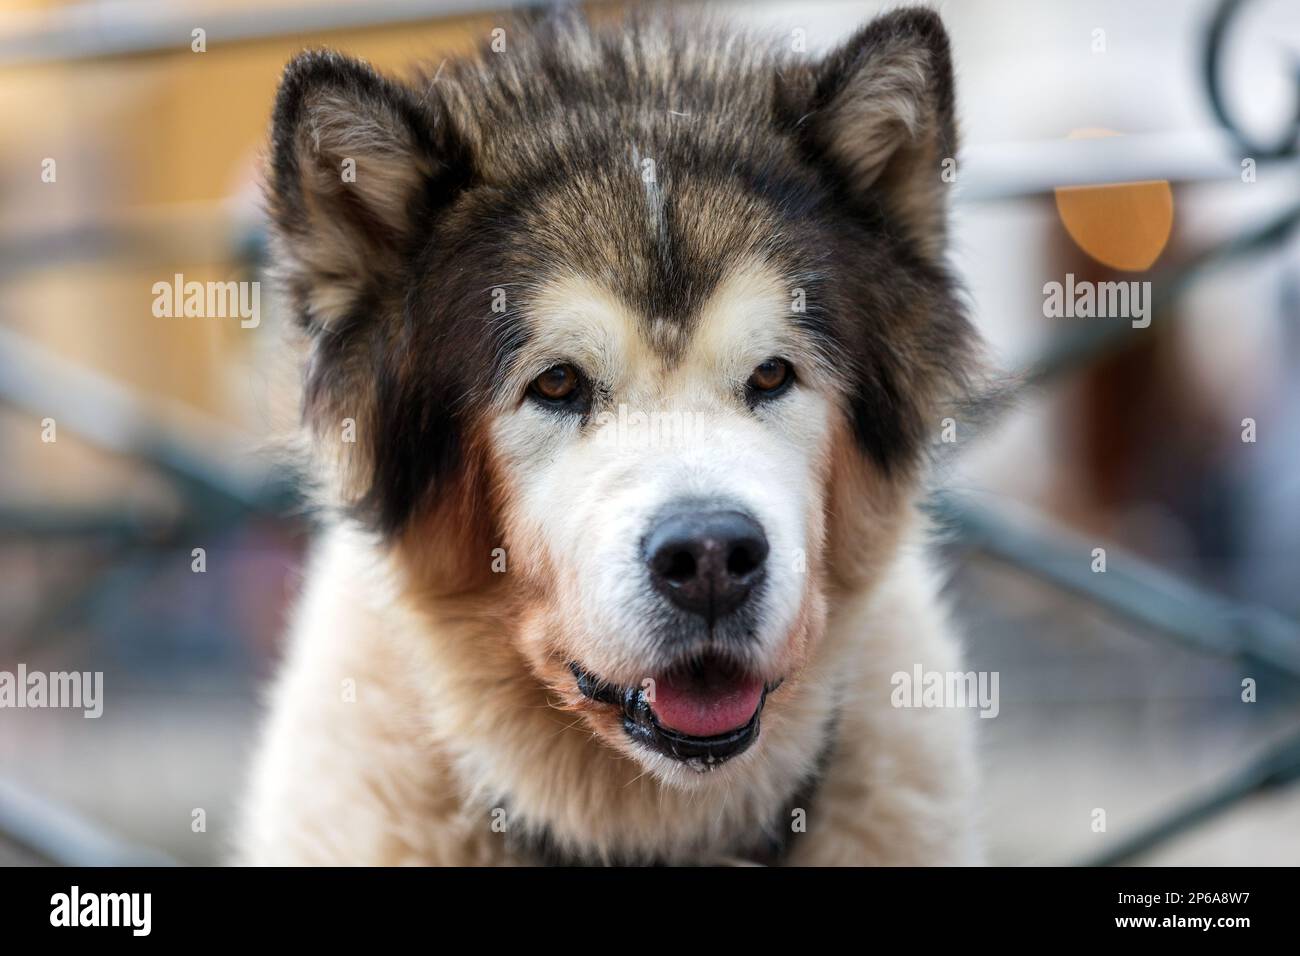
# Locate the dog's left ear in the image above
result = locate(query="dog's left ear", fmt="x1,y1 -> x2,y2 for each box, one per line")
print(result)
268,50 -> 470,331
780,8 -> 956,259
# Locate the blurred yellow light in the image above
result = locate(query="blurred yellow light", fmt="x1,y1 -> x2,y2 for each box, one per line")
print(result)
1054,129 -> 1173,272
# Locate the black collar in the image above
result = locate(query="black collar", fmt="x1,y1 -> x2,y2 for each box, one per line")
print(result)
509,715 -> 838,867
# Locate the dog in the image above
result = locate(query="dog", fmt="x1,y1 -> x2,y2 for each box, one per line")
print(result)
238,5 -> 983,866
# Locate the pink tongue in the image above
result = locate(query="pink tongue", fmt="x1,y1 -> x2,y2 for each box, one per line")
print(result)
649,673 -> 764,737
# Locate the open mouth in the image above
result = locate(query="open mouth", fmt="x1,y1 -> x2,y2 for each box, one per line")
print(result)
569,652 -> 779,769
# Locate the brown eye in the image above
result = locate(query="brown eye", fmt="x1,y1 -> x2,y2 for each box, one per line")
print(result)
530,363 -> 581,403
747,358 -> 792,396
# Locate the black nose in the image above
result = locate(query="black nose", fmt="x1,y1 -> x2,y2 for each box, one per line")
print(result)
644,509 -> 769,622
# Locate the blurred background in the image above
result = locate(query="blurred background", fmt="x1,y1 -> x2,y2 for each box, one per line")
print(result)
1,0 -> 1298,866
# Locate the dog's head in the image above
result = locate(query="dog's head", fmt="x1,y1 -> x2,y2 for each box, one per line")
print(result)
268,8 -> 974,784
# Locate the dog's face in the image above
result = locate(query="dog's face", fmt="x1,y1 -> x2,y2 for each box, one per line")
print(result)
493,256 -> 834,776
269,9 -> 973,784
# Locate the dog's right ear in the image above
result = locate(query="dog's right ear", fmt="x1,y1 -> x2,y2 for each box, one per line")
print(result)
268,50 -> 469,330
776,9 -> 956,261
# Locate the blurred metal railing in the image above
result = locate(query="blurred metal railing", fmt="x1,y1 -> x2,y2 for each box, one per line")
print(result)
0,778 -> 176,866
0,0 -> 514,66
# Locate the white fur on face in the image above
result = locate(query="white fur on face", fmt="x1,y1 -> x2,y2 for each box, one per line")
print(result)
490,261 -> 834,692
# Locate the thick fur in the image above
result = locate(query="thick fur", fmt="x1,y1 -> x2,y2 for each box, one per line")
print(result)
240,6 -> 982,865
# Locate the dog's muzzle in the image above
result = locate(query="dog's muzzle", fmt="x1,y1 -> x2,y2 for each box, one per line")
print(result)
569,655 -> 781,770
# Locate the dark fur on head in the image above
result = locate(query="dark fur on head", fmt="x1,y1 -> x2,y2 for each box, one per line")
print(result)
266,6 -> 974,547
